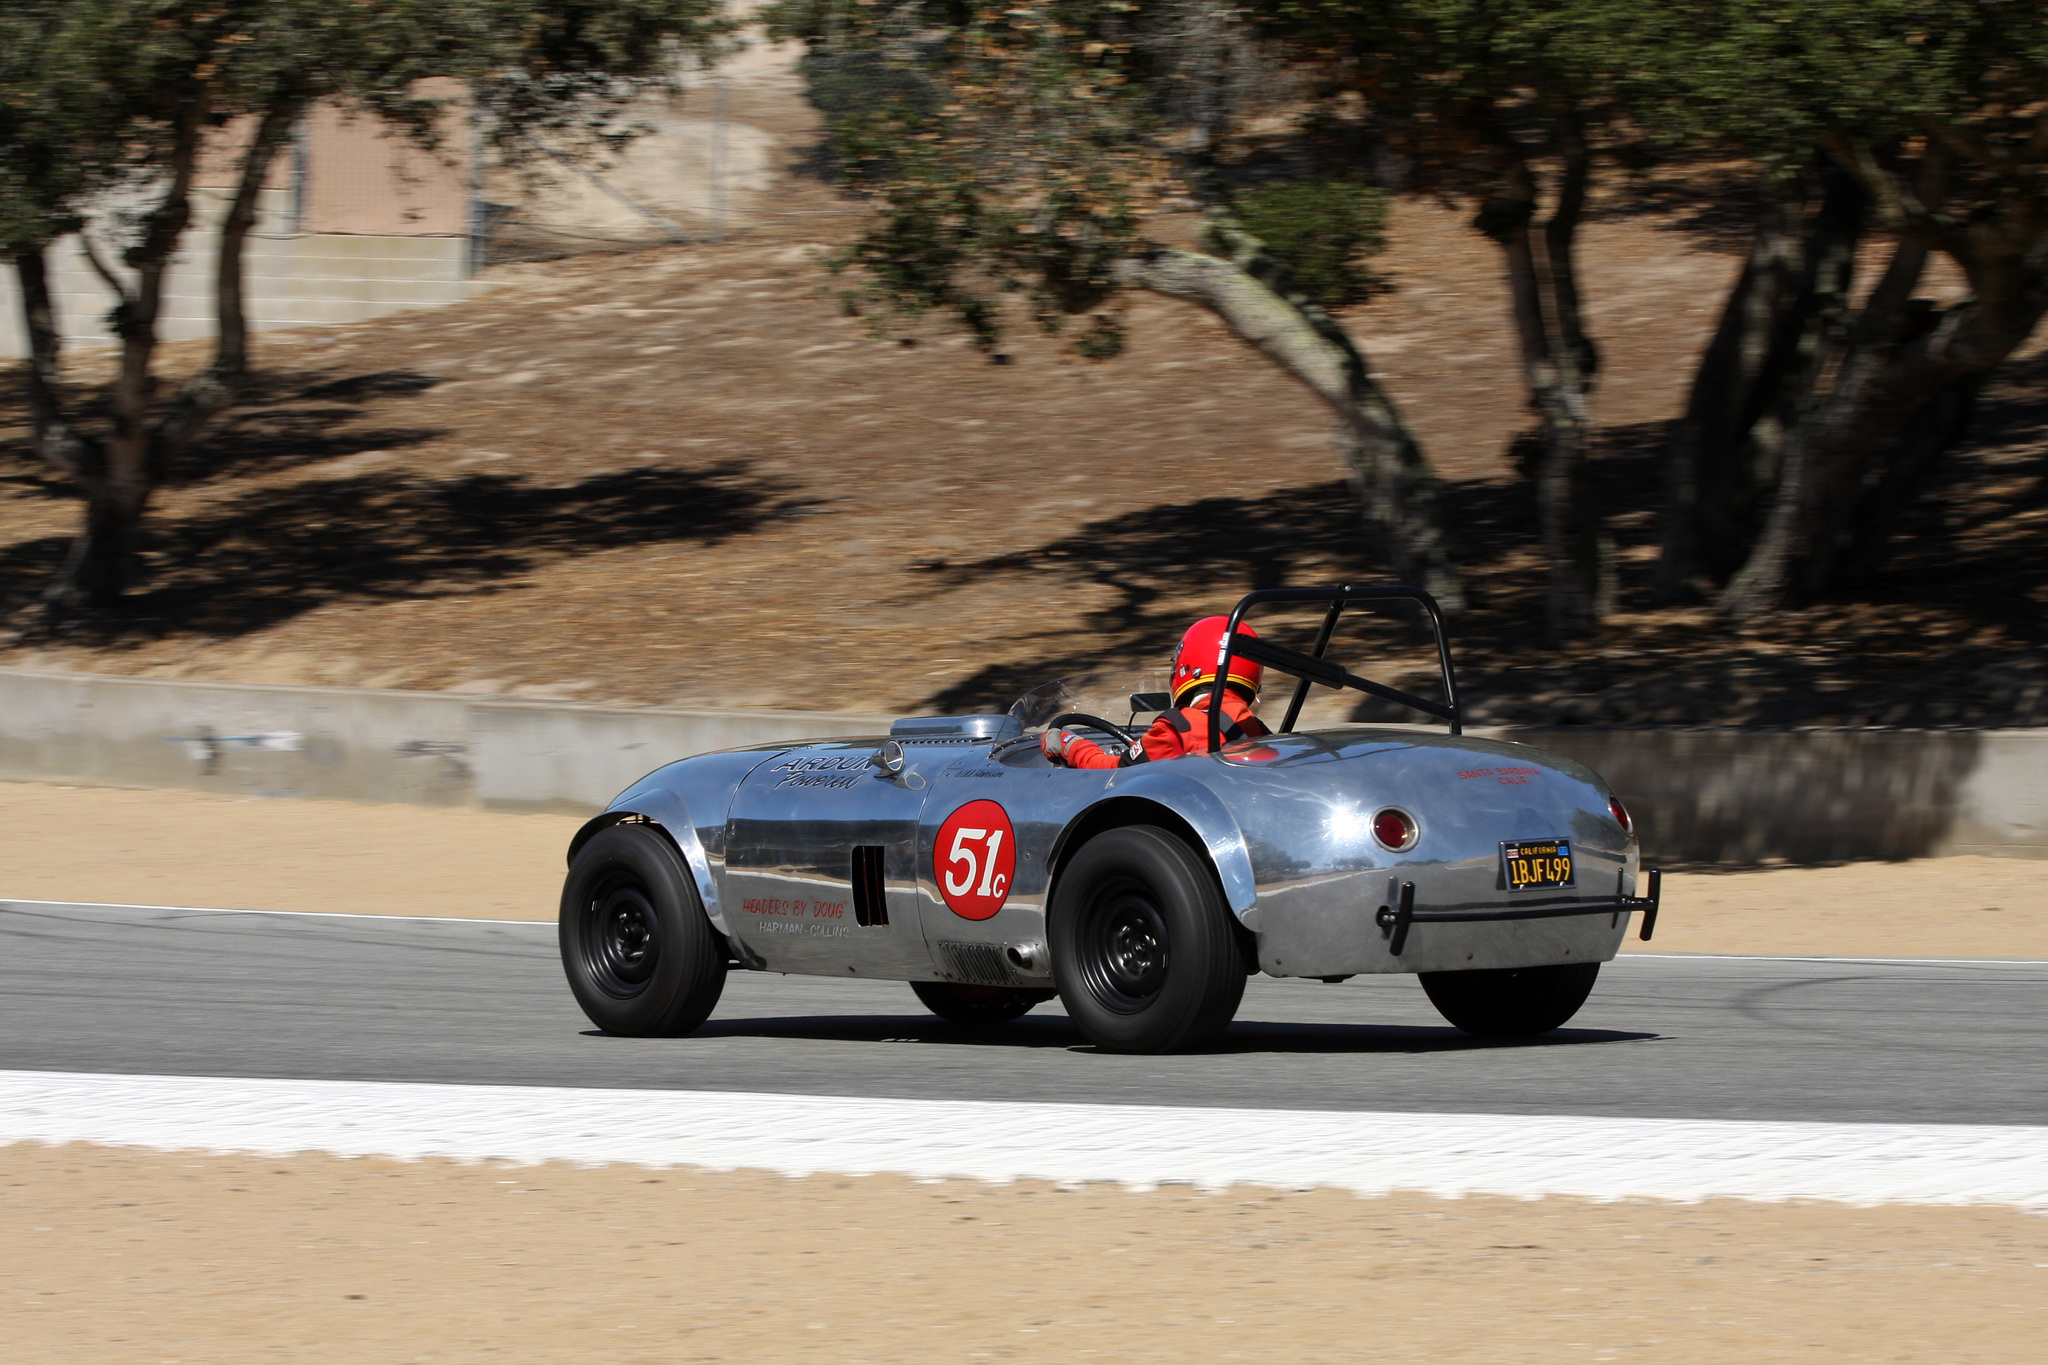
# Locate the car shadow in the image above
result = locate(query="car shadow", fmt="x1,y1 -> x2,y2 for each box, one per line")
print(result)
590,1016 -> 1658,1054
1194,1020 -> 1658,1054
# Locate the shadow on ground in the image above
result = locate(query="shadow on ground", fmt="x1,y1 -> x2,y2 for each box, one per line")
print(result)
612,1013 -> 1657,1054
0,366 -> 454,500
916,392 -> 2048,728
2,459 -> 808,644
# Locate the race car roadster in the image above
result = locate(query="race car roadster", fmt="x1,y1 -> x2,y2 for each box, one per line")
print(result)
559,585 -> 1660,1053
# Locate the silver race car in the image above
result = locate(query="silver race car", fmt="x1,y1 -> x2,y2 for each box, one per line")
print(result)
558,585 -> 1661,1053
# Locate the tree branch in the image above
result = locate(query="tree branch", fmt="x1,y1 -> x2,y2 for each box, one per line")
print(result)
1822,130 -> 1969,262
75,232 -> 131,303
1112,237 -> 1464,608
10,246 -> 104,485
1921,116 -> 2004,170
1542,107 -> 1596,383
156,94 -> 302,465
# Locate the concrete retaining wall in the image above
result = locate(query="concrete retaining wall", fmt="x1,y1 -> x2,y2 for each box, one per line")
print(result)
2,667 -> 2042,862
0,668 -> 890,816
1517,728 -> 2047,864
1,190 -> 477,361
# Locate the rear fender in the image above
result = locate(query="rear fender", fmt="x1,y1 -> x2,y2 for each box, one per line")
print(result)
1049,777 -> 1258,921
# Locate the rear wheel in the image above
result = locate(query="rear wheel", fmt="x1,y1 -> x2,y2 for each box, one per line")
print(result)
1049,825 -> 1246,1053
911,980 -> 1055,1026
560,824 -> 727,1037
1419,962 -> 1599,1039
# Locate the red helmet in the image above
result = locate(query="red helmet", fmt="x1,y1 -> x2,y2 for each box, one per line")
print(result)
1170,615 -> 1263,705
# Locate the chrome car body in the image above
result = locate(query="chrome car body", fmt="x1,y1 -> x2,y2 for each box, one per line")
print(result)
567,587 -> 1657,990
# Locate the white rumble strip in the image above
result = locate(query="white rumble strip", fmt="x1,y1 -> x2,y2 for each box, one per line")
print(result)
3,1069 -> 2045,1208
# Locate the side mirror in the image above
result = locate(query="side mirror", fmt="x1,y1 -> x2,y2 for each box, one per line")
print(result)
870,739 -> 905,776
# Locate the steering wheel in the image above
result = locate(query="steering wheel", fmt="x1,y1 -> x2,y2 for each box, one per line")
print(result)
1042,712 -> 1138,766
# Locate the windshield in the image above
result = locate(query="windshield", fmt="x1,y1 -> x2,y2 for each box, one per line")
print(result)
1007,671 -> 1168,730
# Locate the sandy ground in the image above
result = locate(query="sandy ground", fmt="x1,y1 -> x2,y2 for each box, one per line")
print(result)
0,782 -> 579,922
2,1143 -> 2044,1364
2,780 -> 2043,958
7,781 -> 2044,1360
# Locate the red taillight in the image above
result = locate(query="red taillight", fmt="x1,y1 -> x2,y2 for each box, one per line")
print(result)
1609,795 -> 1633,834
1372,808 -> 1417,851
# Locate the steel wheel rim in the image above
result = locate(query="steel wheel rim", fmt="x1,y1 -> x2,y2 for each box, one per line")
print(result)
1076,881 -> 1170,1014
581,873 -> 661,998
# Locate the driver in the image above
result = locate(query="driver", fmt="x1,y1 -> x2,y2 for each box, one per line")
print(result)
1043,616 -> 1270,768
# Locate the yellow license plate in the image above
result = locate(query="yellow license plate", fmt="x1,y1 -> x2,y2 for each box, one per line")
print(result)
1502,839 -> 1575,891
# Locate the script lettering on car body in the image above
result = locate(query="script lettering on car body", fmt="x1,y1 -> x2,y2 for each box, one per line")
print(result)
742,896 -> 850,919
769,755 -> 872,790
1458,766 -> 1542,786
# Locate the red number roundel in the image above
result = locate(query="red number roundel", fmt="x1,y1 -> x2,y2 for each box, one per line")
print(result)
934,799 -> 1017,920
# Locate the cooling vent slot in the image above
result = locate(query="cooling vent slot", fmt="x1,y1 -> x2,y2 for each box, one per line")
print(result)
851,845 -> 889,927
937,940 -> 1018,987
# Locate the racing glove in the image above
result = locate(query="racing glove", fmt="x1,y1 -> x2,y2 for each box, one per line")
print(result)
1040,728 -> 1081,763
1042,728 -> 1141,768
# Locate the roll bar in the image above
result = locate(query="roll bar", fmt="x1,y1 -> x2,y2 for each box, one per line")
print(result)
1207,585 -> 1461,751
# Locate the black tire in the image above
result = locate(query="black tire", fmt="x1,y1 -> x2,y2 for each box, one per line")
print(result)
1048,825 -> 1246,1054
1419,962 -> 1600,1039
910,980 -> 1056,1026
559,824 -> 727,1037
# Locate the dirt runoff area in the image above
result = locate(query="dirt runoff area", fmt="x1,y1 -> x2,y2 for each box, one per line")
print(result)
2,779 -> 2044,959
0,1143 -> 2042,1364
7,782 -> 2046,1361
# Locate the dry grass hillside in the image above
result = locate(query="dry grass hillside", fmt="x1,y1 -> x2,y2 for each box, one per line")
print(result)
3,51 -> 2043,725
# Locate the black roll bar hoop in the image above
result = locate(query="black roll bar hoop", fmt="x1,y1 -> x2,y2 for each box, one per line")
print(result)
1207,584 -> 1462,752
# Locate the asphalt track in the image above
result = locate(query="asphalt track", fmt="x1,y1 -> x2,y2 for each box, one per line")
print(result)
4,900 -> 2045,1126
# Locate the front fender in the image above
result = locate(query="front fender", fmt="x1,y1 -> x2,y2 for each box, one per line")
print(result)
566,751 -> 788,937
568,790 -> 730,937
1097,766 -> 1259,917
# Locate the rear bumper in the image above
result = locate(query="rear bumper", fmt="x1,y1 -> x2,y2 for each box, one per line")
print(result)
1252,869 -> 1659,978
1378,868 -> 1663,954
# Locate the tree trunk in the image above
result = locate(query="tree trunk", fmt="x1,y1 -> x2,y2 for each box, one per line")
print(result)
1476,121 -> 1608,641
1717,141 -> 2036,617
1655,191 -> 1802,598
49,91 -> 207,608
1658,160 -> 1866,597
1112,229 -> 1465,610
156,98 -> 300,468
1743,160 -> 1864,510
11,245 -> 104,486
1834,361 -> 1981,590
1720,264 -> 2047,617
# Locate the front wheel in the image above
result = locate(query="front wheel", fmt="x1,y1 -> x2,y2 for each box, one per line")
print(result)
911,981 -> 1056,1026
1419,962 -> 1600,1039
1048,825 -> 1246,1054
560,823 -> 727,1037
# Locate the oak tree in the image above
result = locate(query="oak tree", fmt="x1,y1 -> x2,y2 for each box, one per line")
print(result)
4,0 -> 727,609
1639,2 -> 2048,616
774,0 -> 1467,609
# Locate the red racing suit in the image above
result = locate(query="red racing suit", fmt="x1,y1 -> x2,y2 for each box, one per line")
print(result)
1061,690 -> 1270,769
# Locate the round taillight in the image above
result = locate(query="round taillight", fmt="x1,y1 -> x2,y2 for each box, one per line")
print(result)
1609,795 -> 1633,834
1371,807 -> 1418,852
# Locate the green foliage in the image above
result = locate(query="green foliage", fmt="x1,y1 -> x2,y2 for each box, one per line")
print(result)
787,1 -> 1165,352
1608,0 -> 2048,274
0,1 -> 732,258
1231,177 -> 1385,308
800,46 -> 942,127
0,4 -> 123,252
1613,2 -> 2046,152
1253,0 -> 1654,192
